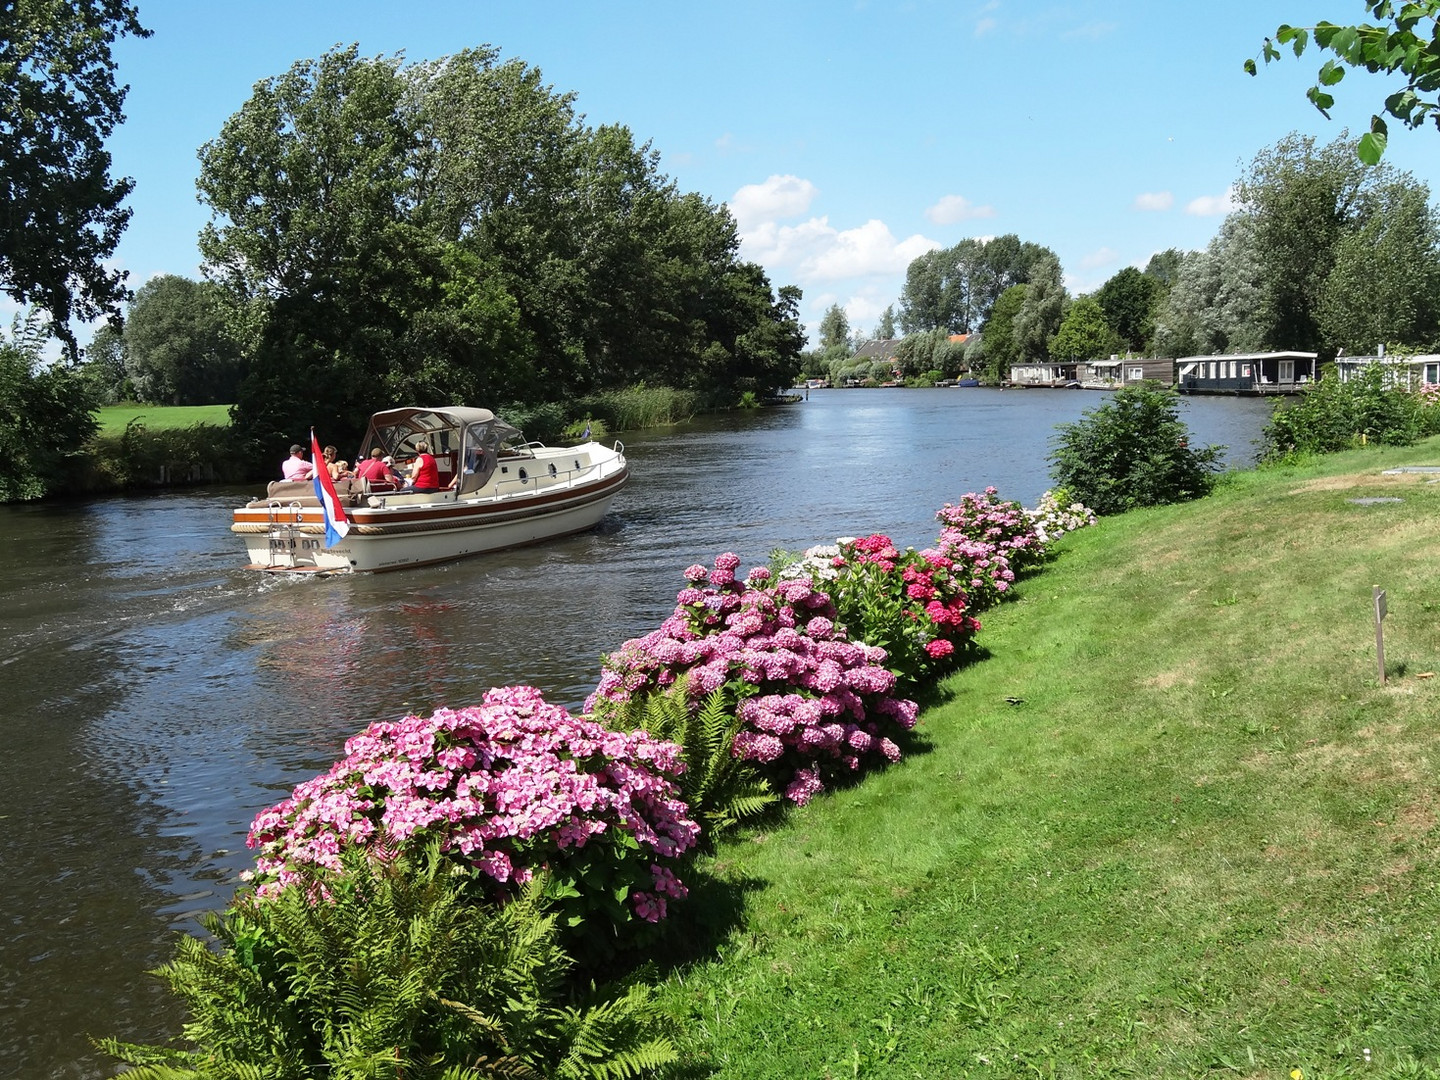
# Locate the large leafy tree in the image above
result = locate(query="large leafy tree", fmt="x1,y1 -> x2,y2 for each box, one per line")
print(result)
1153,214 -> 1267,357
1318,175 -> 1440,350
972,283 -> 1027,382
0,0 -> 150,356
1095,267 -> 1158,353
898,234 -> 1052,334
124,274 -> 246,405
1235,131 -> 1390,351
1051,295 -> 1120,361
1012,253 -> 1067,363
818,303 -> 850,351
1246,2 -> 1440,163
201,45 -> 800,452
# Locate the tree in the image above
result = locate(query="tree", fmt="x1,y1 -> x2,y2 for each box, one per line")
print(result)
1050,383 -> 1223,516
818,303 -> 850,352
874,305 -> 897,339
80,321 -> 127,403
202,45 -> 802,454
0,1 -> 150,355
0,311 -> 99,502
1246,2 -> 1440,163
897,234 -> 1053,335
1317,176 -> 1440,351
1235,131 -> 1385,352
124,275 -> 246,404
972,283 -> 1027,382
1050,296 -> 1120,361
1143,249 -> 1185,290
1153,214 -> 1266,358
1012,253 -> 1066,363
1096,267 -> 1158,352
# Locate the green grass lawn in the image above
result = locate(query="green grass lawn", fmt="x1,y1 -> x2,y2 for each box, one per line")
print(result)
658,442 -> 1440,1079
94,402 -> 233,436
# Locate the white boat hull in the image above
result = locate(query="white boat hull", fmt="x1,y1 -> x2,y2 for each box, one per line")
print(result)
234,436 -> 627,574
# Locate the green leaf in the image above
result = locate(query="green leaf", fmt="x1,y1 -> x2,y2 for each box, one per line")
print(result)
1306,86 -> 1336,114
1244,58 -> 1258,76
1357,128 -> 1388,164
1318,59 -> 1347,86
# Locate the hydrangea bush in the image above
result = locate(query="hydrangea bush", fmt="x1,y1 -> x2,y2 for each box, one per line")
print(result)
586,553 -> 919,806
934,487 -> 1048,576
1025,488 -> 1098,543
778,533 -> 980,686
246,685 -> 700,926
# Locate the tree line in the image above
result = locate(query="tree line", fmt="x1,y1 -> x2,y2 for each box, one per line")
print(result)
803,130 -> 1440,388
2,19 -> 807,497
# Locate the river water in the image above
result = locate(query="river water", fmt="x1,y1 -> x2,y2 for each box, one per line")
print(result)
0,388 -> 1273,1078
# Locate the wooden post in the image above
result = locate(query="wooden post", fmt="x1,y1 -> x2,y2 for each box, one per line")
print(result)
1374,585 -> 1388,684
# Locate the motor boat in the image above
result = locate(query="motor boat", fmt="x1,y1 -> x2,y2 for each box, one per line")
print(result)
232,406 -> 628,573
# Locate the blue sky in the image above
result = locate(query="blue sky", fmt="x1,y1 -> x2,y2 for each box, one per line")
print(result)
83,0 -> 1440,347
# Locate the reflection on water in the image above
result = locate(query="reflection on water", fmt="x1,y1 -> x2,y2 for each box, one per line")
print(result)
0,388 -> 1273,1077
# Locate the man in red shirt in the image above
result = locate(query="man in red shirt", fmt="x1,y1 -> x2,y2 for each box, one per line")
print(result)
355,448 -> 401,489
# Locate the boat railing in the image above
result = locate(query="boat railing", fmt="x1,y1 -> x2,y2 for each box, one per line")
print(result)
484,449 -> 623,501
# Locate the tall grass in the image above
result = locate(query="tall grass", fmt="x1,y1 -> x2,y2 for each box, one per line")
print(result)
656,439 -> 1440,1078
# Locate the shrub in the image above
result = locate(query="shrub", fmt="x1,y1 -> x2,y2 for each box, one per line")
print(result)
586,554 -> 919,808
98,850 -> 678,1080
1050,383 -> 1223,515
1024,489 -> 1098,544
246,685 -> 700,931
1261,365 -> 1430,459
934,487 -> 1049,576
777,534 -> 980,686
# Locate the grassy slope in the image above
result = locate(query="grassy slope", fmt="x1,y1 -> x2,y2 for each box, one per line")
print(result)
94,403 -> 233,436
659,442 -> 1440,1080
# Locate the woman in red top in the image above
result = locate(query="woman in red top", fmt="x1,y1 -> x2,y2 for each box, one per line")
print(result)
407,440 -> 441,492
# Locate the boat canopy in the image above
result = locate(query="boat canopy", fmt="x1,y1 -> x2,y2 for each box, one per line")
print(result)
357,407 -> 524,491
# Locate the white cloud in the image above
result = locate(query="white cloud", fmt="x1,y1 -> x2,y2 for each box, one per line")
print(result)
1132,191 -> 1173,212
974,16 -> 997,35
1185,188 -> 1236,216
729,174 -> 819,231
926,193 -> 996,224
1079,246 -> 1119,270
739,209 -> 939,283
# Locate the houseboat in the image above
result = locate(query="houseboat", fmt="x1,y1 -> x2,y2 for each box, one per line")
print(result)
1176,352 -> 1319,395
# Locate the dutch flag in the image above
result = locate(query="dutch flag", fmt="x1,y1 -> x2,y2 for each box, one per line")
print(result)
310,430 -> 351,548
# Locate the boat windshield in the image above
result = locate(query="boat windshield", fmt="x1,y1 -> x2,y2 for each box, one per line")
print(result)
355,408 -> 523,493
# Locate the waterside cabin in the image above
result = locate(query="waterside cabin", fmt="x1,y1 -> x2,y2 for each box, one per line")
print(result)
1079,357 -> 1175,390
1176,351 -> 1319,395
1008,361 -> 1080,388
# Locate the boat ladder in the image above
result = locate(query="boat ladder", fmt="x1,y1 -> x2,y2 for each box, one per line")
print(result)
264,501 -> 310,568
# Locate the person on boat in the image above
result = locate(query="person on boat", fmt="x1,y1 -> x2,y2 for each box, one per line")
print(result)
281,445 -> 313,482
322,445 -> 352,481
355,447 -> 401,489
405,440 -> 442,493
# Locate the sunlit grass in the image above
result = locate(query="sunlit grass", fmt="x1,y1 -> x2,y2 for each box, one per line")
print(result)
659,440 -> 1440,1078
94,403 -> 233,436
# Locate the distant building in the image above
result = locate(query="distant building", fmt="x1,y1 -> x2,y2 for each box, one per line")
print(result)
851,338 -> 901,363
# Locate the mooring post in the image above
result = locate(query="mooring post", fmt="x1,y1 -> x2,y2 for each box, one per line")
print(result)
1374,585 -> 1388,684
